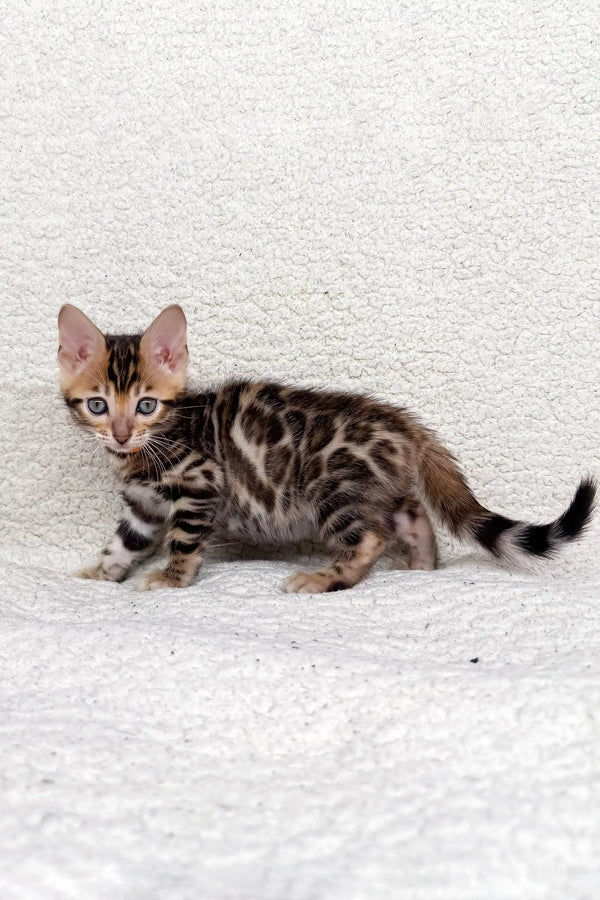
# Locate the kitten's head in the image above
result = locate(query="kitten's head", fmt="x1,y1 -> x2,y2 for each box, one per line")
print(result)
58,304 -> 188,455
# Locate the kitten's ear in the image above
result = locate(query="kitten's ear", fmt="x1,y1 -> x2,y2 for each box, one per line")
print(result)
140,305 -> 188,373
58,304 -> 105,374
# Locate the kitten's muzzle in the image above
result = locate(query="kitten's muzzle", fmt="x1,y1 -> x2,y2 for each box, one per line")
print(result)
112,416 -> 134,446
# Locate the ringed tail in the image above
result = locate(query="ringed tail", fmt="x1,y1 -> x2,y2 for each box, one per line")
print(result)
417,438 -> 596,561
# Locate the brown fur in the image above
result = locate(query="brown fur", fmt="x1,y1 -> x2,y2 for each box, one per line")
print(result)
58,305 -> 596,592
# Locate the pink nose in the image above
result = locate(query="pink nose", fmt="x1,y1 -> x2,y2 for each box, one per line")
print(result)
113,421 -> 132,444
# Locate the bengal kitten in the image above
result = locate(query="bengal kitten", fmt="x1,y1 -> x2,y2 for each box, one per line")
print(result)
58,304 -> 595,592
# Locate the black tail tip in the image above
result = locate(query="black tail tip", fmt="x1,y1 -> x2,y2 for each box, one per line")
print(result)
475,476 -> 597,560
555,475 -> 597,541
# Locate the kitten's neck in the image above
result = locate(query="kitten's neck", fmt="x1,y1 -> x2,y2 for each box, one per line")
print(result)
107,449 -> 139,474
106,448 -> 158,480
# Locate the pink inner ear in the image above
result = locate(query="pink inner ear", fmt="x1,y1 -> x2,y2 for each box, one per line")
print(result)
58,305 -> 104,373
59,339 -> 96,372
152,341 -> 187,372
141,306 -> 187,373
76,341 -> 94,362
155,345 -> 173,367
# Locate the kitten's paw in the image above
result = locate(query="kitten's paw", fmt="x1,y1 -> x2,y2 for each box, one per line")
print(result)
283,570 -> 346,594
74,563 -> 104,580
135,568 -> 189,591
74,562 -> 127,582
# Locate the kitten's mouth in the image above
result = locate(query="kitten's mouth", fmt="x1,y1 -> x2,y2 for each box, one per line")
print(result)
108,445 -> 143,456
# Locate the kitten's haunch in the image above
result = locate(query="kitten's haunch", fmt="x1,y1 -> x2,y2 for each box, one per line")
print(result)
58,304 -> 596,592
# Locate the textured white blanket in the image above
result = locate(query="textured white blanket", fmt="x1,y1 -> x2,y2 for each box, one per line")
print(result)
1,551 -> 599,899
1,0 -> 599,896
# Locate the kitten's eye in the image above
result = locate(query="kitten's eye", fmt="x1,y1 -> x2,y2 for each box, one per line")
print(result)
87,398 -> 108,415
136,398 -> 158,415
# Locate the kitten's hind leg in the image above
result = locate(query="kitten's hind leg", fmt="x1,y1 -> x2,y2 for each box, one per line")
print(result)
393,499 -> 438,571
284,530 -> 388,594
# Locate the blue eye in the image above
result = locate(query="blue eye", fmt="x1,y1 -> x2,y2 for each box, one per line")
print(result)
87,398 -> 108,415
137,398 -> 157,415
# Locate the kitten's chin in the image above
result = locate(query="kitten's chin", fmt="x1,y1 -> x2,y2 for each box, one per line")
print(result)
106,445 -> 143,456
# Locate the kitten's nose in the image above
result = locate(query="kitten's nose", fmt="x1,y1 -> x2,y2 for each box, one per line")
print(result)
113,419 -> 133,445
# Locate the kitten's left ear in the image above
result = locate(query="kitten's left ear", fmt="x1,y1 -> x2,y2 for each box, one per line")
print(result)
140,305 -> 188,373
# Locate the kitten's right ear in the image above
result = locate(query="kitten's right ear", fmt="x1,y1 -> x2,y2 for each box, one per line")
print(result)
58,304 -> 105,374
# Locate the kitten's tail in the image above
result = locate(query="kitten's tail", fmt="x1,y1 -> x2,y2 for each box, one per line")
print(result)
417,437 -> 596,561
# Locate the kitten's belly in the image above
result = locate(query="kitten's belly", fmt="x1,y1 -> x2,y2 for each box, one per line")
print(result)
216,504 -> 316,546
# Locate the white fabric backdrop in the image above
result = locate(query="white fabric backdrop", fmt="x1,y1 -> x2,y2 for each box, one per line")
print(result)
1,2 -> 599,897
1,0 -> 598,567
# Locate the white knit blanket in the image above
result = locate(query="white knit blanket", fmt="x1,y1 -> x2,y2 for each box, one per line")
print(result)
1,0 -> 599,895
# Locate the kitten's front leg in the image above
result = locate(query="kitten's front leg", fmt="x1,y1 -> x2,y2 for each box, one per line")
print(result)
136,477 -> 220,591
76,485 -> 169,582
